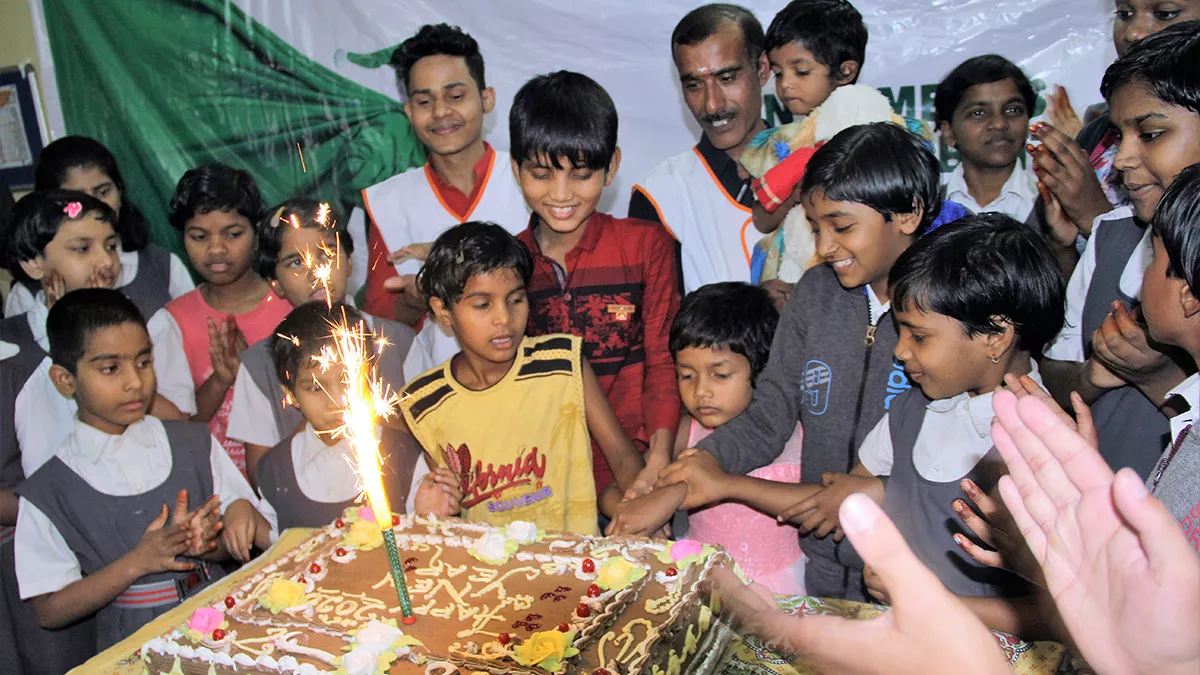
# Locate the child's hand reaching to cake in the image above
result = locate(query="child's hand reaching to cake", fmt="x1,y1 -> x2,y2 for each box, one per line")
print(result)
655,448 -> 731,510
777,470 -> 884,541
221,498 -> 271,564
414,468 -> 463,517
606,484 -> 684,538
174,490 -> 224,557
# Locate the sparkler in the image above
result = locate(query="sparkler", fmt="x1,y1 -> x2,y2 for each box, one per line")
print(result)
300,204 -> 416,622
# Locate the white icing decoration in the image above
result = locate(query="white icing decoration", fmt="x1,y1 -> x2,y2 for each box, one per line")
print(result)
163,642 -> 181,656
341,647 -> 381,675
297,664 -> 321,675
515,552 -> 535,562
655,571 -> 682,585
256,654 -> 280,669
504,521 -> 539,544
354,621 -> 403,650
470,531 -> 512,562
233,653 -> 256,666
195,647 -> 214,660
331,549 -> 357,564
574,566 -> 598,581
212,652 -> 235,667
277,633 -> 338,664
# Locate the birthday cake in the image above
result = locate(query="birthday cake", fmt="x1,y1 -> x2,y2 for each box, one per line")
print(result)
139,509 -> 736,675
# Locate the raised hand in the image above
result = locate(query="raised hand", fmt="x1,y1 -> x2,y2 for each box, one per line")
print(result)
173,491 -> 223,557
387,242 -> 434,265
1035,181 -> 1079,252
718,494 -> 1011,675
130,504 -> 196,576
952,478 -> 1045,588
1028,122 -> 1113,234
1003,373 -> 1097,449
1043,85 -> 1084,140
1091,302 -> 1184,390
991,389 -> 1200,675
207,316 -> 244,387
414,468 -> 463,517
41,270 -> 66,308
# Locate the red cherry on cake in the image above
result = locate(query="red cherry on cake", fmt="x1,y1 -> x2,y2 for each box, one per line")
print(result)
309,563 -> 322,574
665,567 -> 678,577
335,547 -> 347,557
298,576 -> 307,584
557,623 -> 570,632
211,628 -> 226,641
576,603 -> 590,618
223,596 -> 235,609
594,670 -> 612,675
581,558 -> 595,573
391,515 -> 400,527
334,518 -> 345,528
586,584 -> 601,598
497,633 -> 511,645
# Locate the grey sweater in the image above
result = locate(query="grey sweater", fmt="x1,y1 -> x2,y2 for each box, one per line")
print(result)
696,263 -> 912,599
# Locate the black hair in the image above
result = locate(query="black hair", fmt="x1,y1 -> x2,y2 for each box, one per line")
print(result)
799,122 -> 943,233
934,54 -> 1037,125
34,135 -> 153,252
889,213 -> 1066,354
764,0 -> 867,83
168,164 -> 263,231
509,71 -> 618,171
417,221 -> 533,307
1100,20 -> 1200,111
1152,163 -> 1200,296
269,301 -> 372,389
47,288 -> 146,375
672,4 -> 765,65
391,23 -> 486,94
3,190 -> 117,279
255,198 -> 353,279
669,282 -> 779,383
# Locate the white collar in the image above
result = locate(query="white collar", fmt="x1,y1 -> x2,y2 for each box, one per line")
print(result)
946,164 -> 1038,209
26,294 -> 50,350
70,416 -> 157,465
294,423 -> 356,475
0,340 -> 18,360
926,359 -> 1042,438
1166,372 -> 1200,420
865,285 -> 890,325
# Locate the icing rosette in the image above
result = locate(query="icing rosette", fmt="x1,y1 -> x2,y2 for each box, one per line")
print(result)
512,628 -> 579,673
467,531 -> 519,565
335,619 -> 425,675
654,539 -> 715,571
258,579 -> 310,614
331,548 -> 357,564
504,521 -> 542,545
342,520 -> 384,551
595,557 -> 648,591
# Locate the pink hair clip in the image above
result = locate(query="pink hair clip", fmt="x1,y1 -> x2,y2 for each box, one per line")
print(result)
64,202 -> 83,219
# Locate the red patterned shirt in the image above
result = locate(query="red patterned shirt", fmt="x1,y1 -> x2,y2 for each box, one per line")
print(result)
519,212 -> 682,492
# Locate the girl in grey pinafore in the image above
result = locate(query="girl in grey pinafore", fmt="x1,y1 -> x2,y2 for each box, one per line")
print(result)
881,389 -> 1027,597
15,420 -> 227,651
1,315 -> 97,675
13,245 -> 173,321
257,426 -> 424,530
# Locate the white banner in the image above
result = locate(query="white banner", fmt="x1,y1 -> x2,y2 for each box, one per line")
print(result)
31,0 -> 1116,216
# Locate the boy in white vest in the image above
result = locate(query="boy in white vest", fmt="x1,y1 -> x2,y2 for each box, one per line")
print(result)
361,23 -> 528,366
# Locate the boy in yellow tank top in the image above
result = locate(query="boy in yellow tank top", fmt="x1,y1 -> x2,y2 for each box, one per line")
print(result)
398,222 -> 645,535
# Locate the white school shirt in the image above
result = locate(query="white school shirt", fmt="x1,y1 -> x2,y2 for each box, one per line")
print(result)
1165,372 -> 1200,445
14,416 -> 258,599
2,248 -> 194,318
859,361 -> 1042,481
13,298 -> 80,476
146,307 -> 198,415
255,423 -> 429,541
943,164 -> 1038,222
225,306 -> 434,448
1044,206 -> 1150,362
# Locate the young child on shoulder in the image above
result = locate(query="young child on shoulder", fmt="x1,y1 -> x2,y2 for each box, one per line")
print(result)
13,289 -> 263,652
509,71 -> 681,503
1041,21 -> 1200,480
226,198 -> 431,485
664,122 -> 945,602
1,136 -> 194,320
149,165 -> 293,475
397,222 -> 645,535
796,214 -> 1066,632
249,301 -> 460,543
610,282 -> 806,594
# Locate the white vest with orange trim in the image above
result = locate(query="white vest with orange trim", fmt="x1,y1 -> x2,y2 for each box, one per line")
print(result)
362,149 -> 529,365
633,147 -> 754,292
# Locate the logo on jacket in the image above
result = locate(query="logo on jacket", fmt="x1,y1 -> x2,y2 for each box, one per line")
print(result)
803,360 -> 832,415
884,361 -> 911,410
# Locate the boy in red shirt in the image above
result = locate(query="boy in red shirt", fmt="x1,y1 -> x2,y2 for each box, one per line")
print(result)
510,71 -> 682,501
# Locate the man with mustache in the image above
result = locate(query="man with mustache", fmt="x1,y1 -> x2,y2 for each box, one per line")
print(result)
934,56 -> 1060,268
361,24 -> 528,365
630,4 -> 771,292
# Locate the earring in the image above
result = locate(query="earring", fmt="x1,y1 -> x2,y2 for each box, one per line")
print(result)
989,354 -> 1001,364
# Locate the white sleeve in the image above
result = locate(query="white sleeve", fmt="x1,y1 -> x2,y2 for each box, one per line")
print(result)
209,436 -> 258,512
856,414 -> 894,478
256,490 -> 281,543
405,455 -> 432,516
226,363 -> 283,447
401,338 -> 435,385
167,253 -> 197,299
3,284 -> 36,318
149,308 -> 198,414
1044,218 -> 1102,363
15,498 -> 82,599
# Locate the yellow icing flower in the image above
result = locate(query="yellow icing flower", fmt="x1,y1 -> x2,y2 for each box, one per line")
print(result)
512,629 -> 579,672
259,579 -> 308,614
343,520 -> 384,551
596,557 -> 647,591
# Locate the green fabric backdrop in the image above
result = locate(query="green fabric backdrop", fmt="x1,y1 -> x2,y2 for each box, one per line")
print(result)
41,0 -> 424,262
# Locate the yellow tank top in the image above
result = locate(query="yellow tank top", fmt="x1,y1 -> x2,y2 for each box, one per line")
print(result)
399,334 -> 598,534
